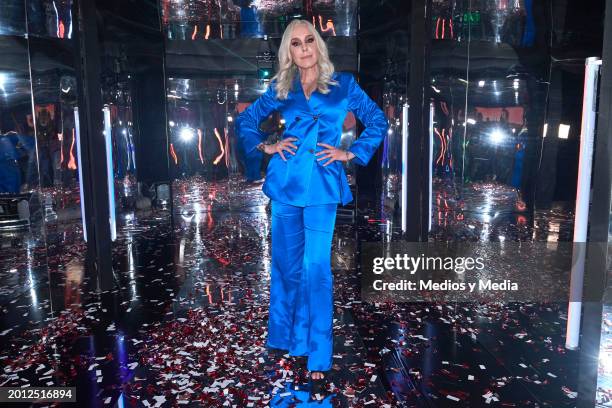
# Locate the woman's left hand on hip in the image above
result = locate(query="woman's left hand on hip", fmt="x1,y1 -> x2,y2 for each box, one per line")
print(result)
315,142 -> 355,166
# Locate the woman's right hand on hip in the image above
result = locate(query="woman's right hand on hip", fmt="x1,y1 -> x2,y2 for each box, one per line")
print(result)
265,137 -> 298,161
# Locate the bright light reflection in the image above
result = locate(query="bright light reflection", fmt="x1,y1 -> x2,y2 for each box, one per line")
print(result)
489,129 -> 505,144
180,127 -> 195,142
558,124 -> 570,139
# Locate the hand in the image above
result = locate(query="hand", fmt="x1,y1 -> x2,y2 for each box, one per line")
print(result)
263,137 -> 298,161
315,142 -> 355,166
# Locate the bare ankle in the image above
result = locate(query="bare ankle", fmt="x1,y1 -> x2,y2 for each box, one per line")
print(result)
311,371 -> 325,380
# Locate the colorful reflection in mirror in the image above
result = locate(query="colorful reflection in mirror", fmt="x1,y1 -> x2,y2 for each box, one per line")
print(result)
432,0 -> 534,44
0,72 -> 38,196
27,17 -> 84,232
101,77 -> 138,209
27,0 -> 74,39
166,76 -> 358,210
0,31 -> 44,233
428,0 -> 591,243
161,0 -> 357,40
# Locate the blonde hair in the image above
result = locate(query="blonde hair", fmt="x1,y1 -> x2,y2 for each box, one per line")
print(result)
271,19 -> 339,100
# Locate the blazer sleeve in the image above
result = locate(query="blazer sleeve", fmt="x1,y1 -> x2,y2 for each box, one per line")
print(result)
235,81 -> 279,156
346,74 -> 389,166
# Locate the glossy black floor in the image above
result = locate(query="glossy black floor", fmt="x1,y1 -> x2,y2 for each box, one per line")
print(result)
0,176 -> 580,407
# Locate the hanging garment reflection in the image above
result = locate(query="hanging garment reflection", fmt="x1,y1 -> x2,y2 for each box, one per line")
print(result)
58,108 -> 78,187
18,131 -> 38,189
240,1 -> 263,38
36,107 -> 61,187
30,0 -> 73,38
113,124 -> 136,179
511,132 -> 527,189
0,131 -> 21,193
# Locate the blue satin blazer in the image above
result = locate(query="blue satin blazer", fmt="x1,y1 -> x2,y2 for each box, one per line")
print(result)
236,71 -> 388,207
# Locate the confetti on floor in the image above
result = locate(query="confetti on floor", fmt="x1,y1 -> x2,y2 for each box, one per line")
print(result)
0,177 -> 585,407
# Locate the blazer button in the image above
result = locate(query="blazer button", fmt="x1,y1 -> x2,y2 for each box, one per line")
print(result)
313,115 -> 319,121
308,148 -> 314,154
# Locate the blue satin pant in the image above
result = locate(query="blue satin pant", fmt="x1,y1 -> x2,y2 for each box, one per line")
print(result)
267,200 -> 337,371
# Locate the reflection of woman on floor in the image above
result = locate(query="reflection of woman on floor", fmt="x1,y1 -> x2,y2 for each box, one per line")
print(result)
236,19 -> 388,380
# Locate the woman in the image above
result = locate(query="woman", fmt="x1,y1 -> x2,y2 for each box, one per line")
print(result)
236,19 -> 388,380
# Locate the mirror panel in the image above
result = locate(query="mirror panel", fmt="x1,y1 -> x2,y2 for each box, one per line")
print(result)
0,35 -> 44,237
0,2 -> 47,304
27,31 -> 84,230
164,2 -> 359,212
429,0 -> 602,242
429,0 -> 469,237
362,0 -> 412,228
0,0 -> 27,36
161,0 -> 358,40
94,0 -> 172,244
27,0 -> 74,39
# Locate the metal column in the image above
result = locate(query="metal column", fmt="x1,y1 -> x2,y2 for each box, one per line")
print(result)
73,0 -> 114,291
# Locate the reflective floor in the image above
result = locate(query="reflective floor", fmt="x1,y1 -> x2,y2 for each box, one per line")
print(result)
429,178 -> 574,243
0,176 -> 580,407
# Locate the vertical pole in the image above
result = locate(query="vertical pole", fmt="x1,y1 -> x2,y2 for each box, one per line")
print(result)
429,102 -> 434,232
103,106 -> 117,241
566,57 -> 601,350
401,103 -> 408,233
73,107 -> 87,242
406,0 -> 432,241
73,0 -> 114,291
576,1 -> 612,405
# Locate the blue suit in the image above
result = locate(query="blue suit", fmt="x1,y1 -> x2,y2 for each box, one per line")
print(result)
236,71 -> 388,371
236,71 -> 388,206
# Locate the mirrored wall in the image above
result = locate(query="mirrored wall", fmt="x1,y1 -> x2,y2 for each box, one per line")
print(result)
92,0 -> 173,254
428,0 -> 604,242
0,2 -> 44,238
361,0 -> 411,227
0,36 -> 37,200
161,0 -> 358,40
1,0 -> 165,261
0,0 -> 85,295
27,0 -> 86,238
163,0 -> 359,215
2,0 -> 601,250
0,0 -> 84,235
